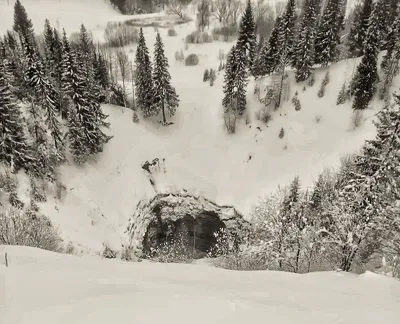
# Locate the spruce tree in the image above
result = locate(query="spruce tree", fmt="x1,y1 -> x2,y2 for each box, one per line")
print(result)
152,33 -> 179,124
352,3 -> 380,110
13,0 -> 36,48
237,0 -> 257,73
314,0 -> 344,66
61,31 -> 111,162
0,59 -> 33,172
135,28 -> 155,117
256,16 -> 283,76
277,0 -> 297,69
347,0 -> 374,58
94,52 -> 110,90
294,0 -> 317,82
381,11 -> 400,70
222,45 -> 237,111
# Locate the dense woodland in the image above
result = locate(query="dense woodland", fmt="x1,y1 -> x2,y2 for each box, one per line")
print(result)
0,0 -> 400,277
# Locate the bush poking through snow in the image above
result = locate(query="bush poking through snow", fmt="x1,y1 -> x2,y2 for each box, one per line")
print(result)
121,245 -> 136,261
255,107 -> 272,124
102,243 -> 117,259
30,178 -> 47,202
308,73 -> 315,86
318,71 -> 330,98
224,109 -> 237,134
218,49 -> 225,61
209,69 -> 216,86
337,82 -> 350,105
185,31 -> 212,44
0,208 -> 62,252
55,180 -> 67,201
185,53 -> 199,66
351,110 -> 364,129
107,83 -> 127,107
315,115 -> 322,123
279,127 -> 285,139
133,111 -> 139,123
203,69 -> 209,82
292,94 -> 301,111
168,27 -> 177,36
175,49 -> 185,63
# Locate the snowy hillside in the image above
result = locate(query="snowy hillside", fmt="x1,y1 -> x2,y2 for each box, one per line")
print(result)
0,1 -> 387,254
1,245 -> 400,324
0,0 -> 395,255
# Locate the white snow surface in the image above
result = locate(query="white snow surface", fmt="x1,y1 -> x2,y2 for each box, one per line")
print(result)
0,1 -> 395,254
1,245 -> 400,324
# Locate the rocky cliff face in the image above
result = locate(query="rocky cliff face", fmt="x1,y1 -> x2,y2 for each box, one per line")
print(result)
126,193 -> 250,259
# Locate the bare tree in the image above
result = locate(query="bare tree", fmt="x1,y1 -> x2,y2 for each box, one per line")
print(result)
116,48 -> 130,107
197,0 -> 211,31
212,0 -> 229,23
168,0 -> 191,19
226,0 -> 243,27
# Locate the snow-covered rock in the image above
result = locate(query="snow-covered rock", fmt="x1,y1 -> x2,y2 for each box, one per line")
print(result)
126,193 -> 250,258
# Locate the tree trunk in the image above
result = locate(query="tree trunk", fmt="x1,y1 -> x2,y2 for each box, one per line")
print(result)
162,99 -> 166,124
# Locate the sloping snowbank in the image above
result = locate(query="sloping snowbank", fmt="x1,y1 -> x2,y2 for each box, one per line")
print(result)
1,245 -> 400,324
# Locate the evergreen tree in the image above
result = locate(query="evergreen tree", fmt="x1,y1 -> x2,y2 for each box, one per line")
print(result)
277,0 -> 297,69
334,98 -> 400,271
222,45 -> 248,115
314,0 -> 344,66
94,52 -> 110,90
347,0 -> 374,58
381,10 -> 400,70
0,59 -> 33,172
13,0 -> 36,48
381,0 -> 400,49
237,0 -> 257,73
203,68 -> 209,82
294,0 -> 318,82
61,31 -> 111,162
135,28 -> 155,117
256,16 -> 283,76
43,19 -> 54,67
152,33 -> 179,124
352,3 -> 380,110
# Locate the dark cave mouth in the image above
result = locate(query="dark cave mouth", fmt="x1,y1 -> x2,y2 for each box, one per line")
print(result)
142,211 -> 228,259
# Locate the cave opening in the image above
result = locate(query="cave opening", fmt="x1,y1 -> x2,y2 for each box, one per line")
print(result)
143,211 -> 227,259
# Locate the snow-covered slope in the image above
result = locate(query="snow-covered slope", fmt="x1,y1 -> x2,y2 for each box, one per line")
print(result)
1,245 -> 400,324
0,1 -> 393,254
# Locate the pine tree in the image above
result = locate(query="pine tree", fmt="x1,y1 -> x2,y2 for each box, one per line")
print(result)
314,0 -> 344,66
203,68 -> 209,82
94,52 -> 110,90
13,0 -> 36,48
352,3 -> 380,110
381,0 -> 400,49
152,33 -> 179,124
347,0 -> 374,58
277,0 -> 297,68
0,59 -> 33,172
294,0 -> 318,82
381,10 -> 400,70
380,30 -> 400,100
135,28 -> 155,118
237,0 -> 257,73
256,16 -> 283,76
61,30 -> 111,162
222,45 -> 248,115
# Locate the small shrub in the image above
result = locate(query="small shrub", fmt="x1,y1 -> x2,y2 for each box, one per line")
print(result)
212,25 -> 238,42
185,53 -> 199,66
55,180 -> 67,200
185,31 -> 212,44
121,245 -> 136,261
30,178 -> 47,202
9,192 -> 24,209
308,73 -> 315,86
255,107 -> 272,124
184,42 -> 189,50
175,49 -> 185,63
318,71 -> 330,98
168,27 -> 177,36
65,242 -> 76,255
315,115 -> 322,123
0,208 -> 62,252
209,68 -> 216,86
302,86 -> 306,92
203,68 -> 209,82
102,243 -> 117,259
107,83 -> 127,107
337,82 -> 350,105
279,127 -> 285,139
133,111 -> 139,123
292,94 -> 301,111
224,109 -> 237,134
351,110 -> 364,129
218,49 -> 225,61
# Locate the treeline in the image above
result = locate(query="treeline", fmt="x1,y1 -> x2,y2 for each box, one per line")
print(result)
0,0 -> 118,181
218,95 -> 400,274
221,0 -> 400,131
109,0 -> 167,14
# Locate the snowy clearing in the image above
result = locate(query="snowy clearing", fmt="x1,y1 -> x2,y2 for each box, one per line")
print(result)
1,245 -> 400,324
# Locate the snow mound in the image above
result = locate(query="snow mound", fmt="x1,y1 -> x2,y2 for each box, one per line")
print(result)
1,245 -> 400,324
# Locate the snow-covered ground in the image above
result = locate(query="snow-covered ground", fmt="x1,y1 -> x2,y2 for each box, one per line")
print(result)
1,245 -> 400,324
0,0 -> 394,254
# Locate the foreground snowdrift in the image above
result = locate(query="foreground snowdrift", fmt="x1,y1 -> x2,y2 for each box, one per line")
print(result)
1,246 -> 400,324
